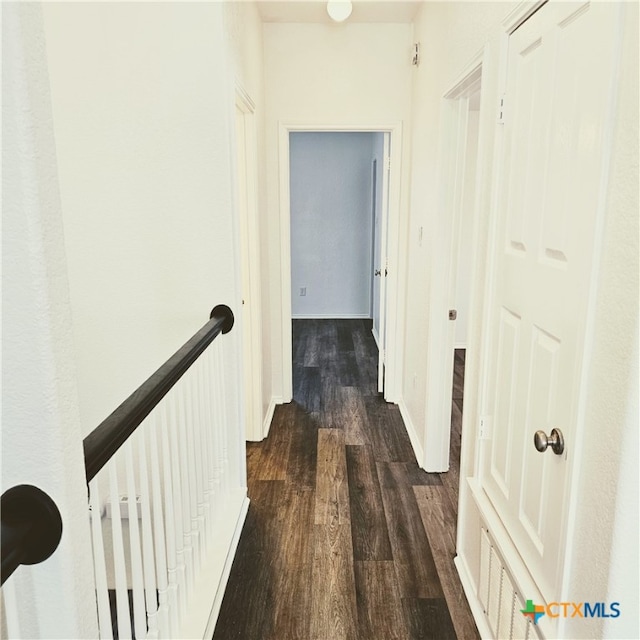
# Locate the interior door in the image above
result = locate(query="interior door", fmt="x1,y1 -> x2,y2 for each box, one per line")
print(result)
481,0 -> 620,604
377,132 -> 391,393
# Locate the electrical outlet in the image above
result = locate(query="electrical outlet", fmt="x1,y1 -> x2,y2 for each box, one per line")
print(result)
300,287 -> 306,296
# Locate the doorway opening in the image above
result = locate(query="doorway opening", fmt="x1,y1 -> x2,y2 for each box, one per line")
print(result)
289,132 -> 384,324
449,85 -> 481,476
423,53 -> 484,472
278,123 -> 403,405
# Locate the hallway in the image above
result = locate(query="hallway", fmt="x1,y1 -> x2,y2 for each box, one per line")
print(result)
214,320 -> 478,639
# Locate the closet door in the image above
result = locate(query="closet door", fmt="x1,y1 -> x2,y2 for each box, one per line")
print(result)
481,0 -> 621,605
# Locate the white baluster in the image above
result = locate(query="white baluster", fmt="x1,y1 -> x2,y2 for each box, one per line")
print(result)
125,440 -> 147,640
190,356 -> 207,564
211,343 -> 224,510
215,342 -> 230,498
136,428 -> 159,638
89,480 -> 113,639
160,399 -> 184,632
109,461 -> 132,639
198,352 -> 213,540
169,385 -> 193,606
203,346 -> 217,515
180,379 -> 201,573
148,413 -> 170,639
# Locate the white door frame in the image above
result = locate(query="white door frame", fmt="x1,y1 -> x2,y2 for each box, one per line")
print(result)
278,122 -> 404,403
235,85 -> 264,441
423,50 -> 486,471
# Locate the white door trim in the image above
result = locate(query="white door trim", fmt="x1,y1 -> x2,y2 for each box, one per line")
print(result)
278,122 -> 404,403
235,84 -> 264,441
423,49 -> 486,471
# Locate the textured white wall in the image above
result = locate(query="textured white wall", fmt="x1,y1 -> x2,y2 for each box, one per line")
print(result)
263,22 -> 412,399
42,3 -> 243,435
403,1 -> 506,461
290,132 -> 376,318
564,5 -> 639,637
2,4 -> 99,636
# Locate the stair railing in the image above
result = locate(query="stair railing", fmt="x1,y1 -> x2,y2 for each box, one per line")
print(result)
2,304 -> 238,638
83,304 -> 236,639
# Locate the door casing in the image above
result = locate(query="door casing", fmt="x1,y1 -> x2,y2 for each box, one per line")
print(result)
423,49 -> 487,472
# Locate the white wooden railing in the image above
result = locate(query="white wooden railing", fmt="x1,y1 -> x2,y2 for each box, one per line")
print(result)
84,310 -> 249,639
2,306 -> 248,639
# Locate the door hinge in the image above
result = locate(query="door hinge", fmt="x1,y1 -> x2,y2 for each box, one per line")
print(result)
479,416 -> 492,440
385,156 -> 391,172
497,94 -> 506,125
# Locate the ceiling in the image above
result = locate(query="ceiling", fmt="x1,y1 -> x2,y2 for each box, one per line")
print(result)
256,1 -> 423,24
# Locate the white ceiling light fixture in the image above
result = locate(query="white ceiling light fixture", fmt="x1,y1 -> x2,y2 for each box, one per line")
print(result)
327,1 -> 353,23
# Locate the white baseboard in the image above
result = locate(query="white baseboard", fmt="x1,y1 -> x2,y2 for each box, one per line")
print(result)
397,398 -> 425,469
454,554 -> 493,640
179,488 -> 250,639
262,396 -> 282,439
372,326 -> 380,349
291,313 -> 371,319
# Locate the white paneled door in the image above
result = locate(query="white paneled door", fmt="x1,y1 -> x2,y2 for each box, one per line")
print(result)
482,1 -> 620,604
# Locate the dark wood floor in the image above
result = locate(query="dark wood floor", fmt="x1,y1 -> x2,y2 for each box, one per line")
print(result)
213,320 -> 478,640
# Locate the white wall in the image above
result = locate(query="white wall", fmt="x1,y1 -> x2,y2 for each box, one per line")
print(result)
290,132 -> 376,318
42,2 -> 244,435
263,22 -> 413,400
2,4 -> 99,636
564,5 -> 639,636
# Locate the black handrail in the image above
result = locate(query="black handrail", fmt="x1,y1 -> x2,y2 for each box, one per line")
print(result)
83,304 -> 234,483
1,484 -> 63,586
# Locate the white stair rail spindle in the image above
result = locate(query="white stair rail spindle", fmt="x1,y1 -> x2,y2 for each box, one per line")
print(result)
109,461 -> 132,640
88,481 -> 114,640
180,378 -> 202,569
149,412 -> 172,638
174,381 -> 195,594
204,349 -> 218,526
210,344 -> 224,507
125,439 -> 147,640
185,362 -> 205,569
136,427 -> 159,639
188,364 -> 207,558
160,401 -> 184,632
215,342 -> 230,497
198,352 -> 215,550
194,362 -> 209,559
166,394 -> 189,614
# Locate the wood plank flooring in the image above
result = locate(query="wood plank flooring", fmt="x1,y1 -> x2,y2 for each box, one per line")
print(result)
213,320 -> 478,640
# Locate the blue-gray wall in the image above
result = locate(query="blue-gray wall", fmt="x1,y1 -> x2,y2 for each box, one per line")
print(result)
290,131 -> 381,318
